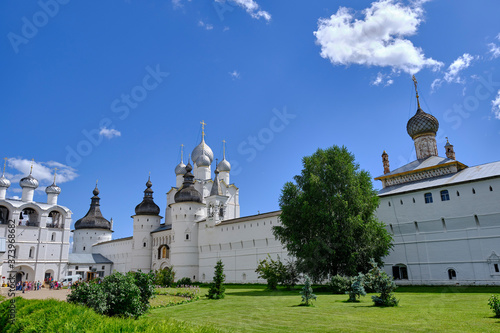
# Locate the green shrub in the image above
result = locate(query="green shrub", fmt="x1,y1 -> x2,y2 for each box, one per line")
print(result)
176,277 -> 193,287
365,259 -> 398,307
155,267 -> 176,287
488,295 -> 500,317
329,274 -> 352,294
207,260 -> 226,299
281,261 -> 300,290
67,280 -> 108,314
256,255 -> 298,290
300,275 -> 317,306
130,270 -> 156,313
346,273 -> 366,302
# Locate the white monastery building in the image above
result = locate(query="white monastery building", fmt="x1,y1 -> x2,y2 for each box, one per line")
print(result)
2,83 -> 499,285
0,164 -> 72,285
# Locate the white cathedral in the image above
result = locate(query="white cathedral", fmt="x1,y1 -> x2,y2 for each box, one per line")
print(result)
1,89 -> 500,286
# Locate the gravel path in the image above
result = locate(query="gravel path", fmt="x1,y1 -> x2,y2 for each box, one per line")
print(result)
1,287 -> 70,301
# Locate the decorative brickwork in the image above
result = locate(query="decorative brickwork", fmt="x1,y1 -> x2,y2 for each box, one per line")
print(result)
414,134 -> 438,160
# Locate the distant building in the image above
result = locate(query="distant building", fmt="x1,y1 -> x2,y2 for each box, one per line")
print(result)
374,78 -> 500,285
0,166 -> 71,285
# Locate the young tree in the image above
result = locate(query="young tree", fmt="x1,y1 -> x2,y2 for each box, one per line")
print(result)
273,146 -> 392,281
346,273 -> 366,302
300,275 -> 317,306
256,254 -> 285,290
207,260 -> 226,299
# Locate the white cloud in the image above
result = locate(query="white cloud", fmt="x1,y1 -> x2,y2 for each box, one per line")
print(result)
313,0 -> 443,75
443,53 -> 476,83
371,72 -> 394,86
198,20 -> 214,30
215,0 -> 271,21
99,127 -> 121,139
488,43 -> 500,58
6,158 -> 78,186
492,90 -> 500,120
229,70 -> 240,79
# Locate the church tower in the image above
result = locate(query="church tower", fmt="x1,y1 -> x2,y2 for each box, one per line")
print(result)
131,176 -> 162,272
206,166 -> 229,227
170,162 -> 206,281
73,184 -> 113,254
0,158 -> 11,200
217,140 -> 231,185
192,121 -> 213,196
406,76 -> 439,160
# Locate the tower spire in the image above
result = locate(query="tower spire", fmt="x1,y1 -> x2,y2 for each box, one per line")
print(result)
30,158 -> 34,175
53,167 -> 58,184
180,144 -> 184,163
412,75 -> 421,109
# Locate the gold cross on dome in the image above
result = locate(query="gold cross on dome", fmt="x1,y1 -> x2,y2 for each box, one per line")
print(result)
412,75 -> 421,109
200,120 -> 207,138
180,144 -> 184,163
2,157 -> 7,176
30,158 -> 34,174
53,167 -> 58,184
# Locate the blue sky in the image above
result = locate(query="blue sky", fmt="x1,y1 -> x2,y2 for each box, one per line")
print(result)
1,0 -> 499,241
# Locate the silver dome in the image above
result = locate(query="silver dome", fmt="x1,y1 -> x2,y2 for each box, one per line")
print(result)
45,183 -> 61,194
191,139 -> 214,166
407,108 -> 439,139
175,162 -> 186,175
217,158 -> 231,172
0,175 -> 11,188
196,154 -> 211,167
20,174 -> 39,189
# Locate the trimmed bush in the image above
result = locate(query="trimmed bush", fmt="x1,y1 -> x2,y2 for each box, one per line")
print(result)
155,267 -> 176,287
346,273 -> 366,302
488,295 -> 500,317
329,274 -> 352,294
176,277 -> 193,287
365,260 -> 398,307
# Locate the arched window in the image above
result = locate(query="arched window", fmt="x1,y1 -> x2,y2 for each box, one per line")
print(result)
0,205 -> 9,224
20,208 -> 39,226
424,193 -> 433,204
440,190 -> 450,201
392,264 -> 408,280
157,245 -> 169,259
48,211 -> 63,228
29,246 -> 35,258
51,232 -> 56,241
448,269 -> 457,280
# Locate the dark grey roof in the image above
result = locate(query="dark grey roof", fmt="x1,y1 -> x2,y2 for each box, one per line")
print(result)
218,210 -> 281,226
68,253 -> 113,264
151,224 -> 172,233
210,169 -> 222,196
74,185 -> 111,230
135,177 -> 160,215
92,236 -> 133,246
378,160 -> 500,196
407,108 -> 439,138
174,163 -> 202,203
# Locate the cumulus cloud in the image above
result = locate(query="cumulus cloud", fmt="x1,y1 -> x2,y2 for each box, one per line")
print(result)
431,53 -> 477,91
229,70 -> 240,79
6,158 -> 78,186
99,127 -> 121,139
314,0 -> 443,75
215,0 -> 271,21
198,20 -> 214,30
371,72 -> 394,86
492,90 -> 500,120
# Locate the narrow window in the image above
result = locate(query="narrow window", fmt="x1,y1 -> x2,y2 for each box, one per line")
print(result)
472,188 -> 476,194
143,242 -> 146,248
186,234 -> 189,240
495,264 -> 499,273
414,221 -> 419,233
490,186 -> 493,192
29,248 -> 33,258
388,201 -> 391,207
448,269 -> 457,280
474,215 -> 480,228
424,193 -> 433,204
440,190 -> 450,201
400,200 -> 403,205
83,246 -> 86,251
389,224 -> 394,234
441,218 -> 447,231
413,198 -> 415,203
456,191 -> 460,197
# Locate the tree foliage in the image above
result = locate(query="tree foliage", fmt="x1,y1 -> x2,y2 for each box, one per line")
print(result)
207,260 -> 226,299
299,275 -> 316,306
346,273 -> 366,302
273,146 -> 392,281
365,259 -> 398,307
256,255 -> 299,290
154,267 -> 175,287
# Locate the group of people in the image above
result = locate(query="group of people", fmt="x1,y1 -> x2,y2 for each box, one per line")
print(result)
15,280 -> 44,293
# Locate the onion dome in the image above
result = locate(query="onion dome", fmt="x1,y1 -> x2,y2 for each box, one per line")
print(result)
196,154 -> 211,167
0,175 -> 11,188
174,162 -> 202,203
192,138 -> 214,167
135,177 -> 160,215
406,108 -> 439,139
217,158 -> 231,172
74,184 -> 111,230
20,174 -> 39,189
45,183 -> 61,195
175,162 -> 186,175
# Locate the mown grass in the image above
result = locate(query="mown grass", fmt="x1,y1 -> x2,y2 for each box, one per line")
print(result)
2,285 -> 500,332
147,284 -> 500,332
0,298 -> 222,333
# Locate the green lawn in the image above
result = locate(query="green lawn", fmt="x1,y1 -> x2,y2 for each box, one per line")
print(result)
147,285 -> 500,332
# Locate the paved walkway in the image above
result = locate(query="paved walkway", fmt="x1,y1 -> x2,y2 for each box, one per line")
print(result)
1,287 -> 70,301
